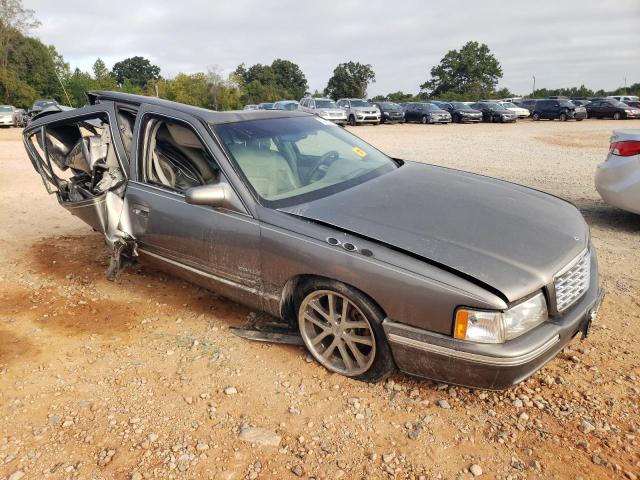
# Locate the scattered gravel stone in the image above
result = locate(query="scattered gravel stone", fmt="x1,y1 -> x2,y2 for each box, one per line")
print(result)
580,420 -> 595,434
239,426 -> 281,447
291,465 -> 304,476
437,399 -> 451,409
8,472 -> 25,480
470,464 -> 483,477
224,386 -> 238,395
512,399 -> 523,408
382,452 -> 395,463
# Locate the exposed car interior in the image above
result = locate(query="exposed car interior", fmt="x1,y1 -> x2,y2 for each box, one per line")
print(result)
143,118 -> 221,192
30,115 -> 125,203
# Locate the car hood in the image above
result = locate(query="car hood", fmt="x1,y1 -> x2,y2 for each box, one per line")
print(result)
279,162 -> 588,302
350,106 -> 378,111
429,109 -> 450,115
319,108 -> 345,115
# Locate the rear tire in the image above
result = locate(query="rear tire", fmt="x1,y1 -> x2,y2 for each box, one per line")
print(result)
297,278 -> 395,383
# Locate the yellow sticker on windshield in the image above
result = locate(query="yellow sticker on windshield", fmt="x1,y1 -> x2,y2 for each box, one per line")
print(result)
352,147 -> 368,158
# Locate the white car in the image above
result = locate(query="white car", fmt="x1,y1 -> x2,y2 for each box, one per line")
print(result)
498,101 -> 530,118
595,129 -> 640,214
299,97 -> 347,125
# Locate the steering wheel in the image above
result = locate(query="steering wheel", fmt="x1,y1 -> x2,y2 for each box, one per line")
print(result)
308,150 -> 339,183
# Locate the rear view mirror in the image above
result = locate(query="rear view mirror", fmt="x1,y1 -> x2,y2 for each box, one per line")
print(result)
185,182 -> 245,213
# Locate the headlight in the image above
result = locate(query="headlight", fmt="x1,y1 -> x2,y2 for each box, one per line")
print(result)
383,111 -> 390,116
319,110 -> 328,116
454,292 -> 548,343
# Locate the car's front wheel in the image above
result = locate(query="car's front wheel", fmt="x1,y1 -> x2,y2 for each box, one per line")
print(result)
297,280 -> 395,382
420,115 -> 427,124
613,112 -> 621,120
559,113 -> 567,121
348,115 -> 356,126
532,112 -> 540,121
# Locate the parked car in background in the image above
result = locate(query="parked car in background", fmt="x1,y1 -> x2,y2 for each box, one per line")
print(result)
470,102 -> 517,123
607,95 -> 639,104
29,99 -> 59,117
570,100 -> 591,107
403,102 -> 451,124
374,102 -> 405,123
300,97 -> 347,125
258,103 -> 275,110
531,99 -> 586,121
586,99 -> 640,120
243,104 -> 259,110
336,98 -> 381,126
0,105 -> 17,127
438,102 -> 482,123
595,129 -> 640,214
22,90 -> 602,388
515,99 -> 538,113
273,100 -> 299,111
498,101 -> 530,118
15,108 -> 28,127
625,101 -> 640,109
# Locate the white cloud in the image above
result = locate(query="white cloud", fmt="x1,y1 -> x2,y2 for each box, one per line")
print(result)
27,0 -> 640,96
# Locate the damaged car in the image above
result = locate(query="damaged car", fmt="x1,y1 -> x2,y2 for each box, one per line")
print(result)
23,91 -> 603,389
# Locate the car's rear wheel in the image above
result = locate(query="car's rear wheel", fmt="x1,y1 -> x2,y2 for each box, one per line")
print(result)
532,112 -> 540,121
559,113 -> 567,121
297,280 -> 395,382
613,112 -> 621,120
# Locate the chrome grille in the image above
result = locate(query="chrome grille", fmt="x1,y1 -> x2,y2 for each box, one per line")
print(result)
554,250 -> 590,312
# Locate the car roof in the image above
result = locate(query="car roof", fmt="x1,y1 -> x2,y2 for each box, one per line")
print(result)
88,91 -> 309,124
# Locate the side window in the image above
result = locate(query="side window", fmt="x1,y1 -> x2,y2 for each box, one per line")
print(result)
310,100 -> 316,109
141,116 -> 220,193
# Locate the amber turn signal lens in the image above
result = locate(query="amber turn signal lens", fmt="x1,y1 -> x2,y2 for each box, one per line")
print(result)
454,310 -> 469,339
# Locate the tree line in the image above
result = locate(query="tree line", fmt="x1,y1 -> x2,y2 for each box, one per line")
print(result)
1,1 -> 637,110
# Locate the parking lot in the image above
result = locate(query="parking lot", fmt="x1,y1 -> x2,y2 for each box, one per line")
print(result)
0,120 -> 638,479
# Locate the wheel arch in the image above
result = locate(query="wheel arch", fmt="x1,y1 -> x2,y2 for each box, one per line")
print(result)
278,273 -> 387,325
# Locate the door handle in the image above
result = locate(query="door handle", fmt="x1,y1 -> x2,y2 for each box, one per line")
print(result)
132,204 -> 150,217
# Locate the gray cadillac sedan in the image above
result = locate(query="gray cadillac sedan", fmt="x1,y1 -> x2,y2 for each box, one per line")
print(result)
23,91 -> 603,389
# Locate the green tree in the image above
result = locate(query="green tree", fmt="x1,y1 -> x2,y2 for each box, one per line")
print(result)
0,0 -> 40,70
324,61 -> 376,99
270,58 -> 308,99
112,56 -> 161,88
421,41 -> 503,100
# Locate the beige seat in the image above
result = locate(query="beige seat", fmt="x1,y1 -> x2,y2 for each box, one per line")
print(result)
228,144 -> 299,198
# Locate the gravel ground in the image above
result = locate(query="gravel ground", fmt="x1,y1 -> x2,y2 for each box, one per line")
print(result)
0,120 -> 639,480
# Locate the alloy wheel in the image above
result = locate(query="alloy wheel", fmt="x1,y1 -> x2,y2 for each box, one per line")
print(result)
299,290 -> 376,376
613,112 -> 621,120
421,115 -> 427,124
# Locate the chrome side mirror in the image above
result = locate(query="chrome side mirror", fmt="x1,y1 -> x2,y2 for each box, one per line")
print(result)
185,182 -> 245,213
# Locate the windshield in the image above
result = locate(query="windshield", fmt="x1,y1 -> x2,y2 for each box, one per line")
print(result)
215,116 -> 397,207
259,103 -> 274,109
350,100 -> 372,107
486,103 -> 504,110
35,101 -> 55,108
558,100 -> 574,107
501,102 -> 517,108
423,104 -> 439,111
276,102 -> 299,111
0,106 -> 12,112
315,100 -> 337,109
379,102 -> 400,109
450,102 -> 470,109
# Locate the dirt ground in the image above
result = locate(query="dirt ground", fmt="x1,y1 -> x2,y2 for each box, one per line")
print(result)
0,120 -> 638,480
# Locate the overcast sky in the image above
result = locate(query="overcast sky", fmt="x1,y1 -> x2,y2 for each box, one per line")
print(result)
27,0 -> 640,97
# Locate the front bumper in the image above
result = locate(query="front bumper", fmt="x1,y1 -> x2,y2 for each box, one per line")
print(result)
320,114 -> 347,125
354,114 -> 381,123
384,249 -> 602,390
0,116 -> 15,126
595,155 -> 640,214
428,115 -> 452,124
458,114 -> 482,123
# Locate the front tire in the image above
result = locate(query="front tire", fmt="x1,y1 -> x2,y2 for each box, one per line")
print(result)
297,279 -> 395,382
420,115 -> 427,124
613,112 -> 621,120
532,112 -> 540,121
559,113 -> 567,121
348,115 -> 356,126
